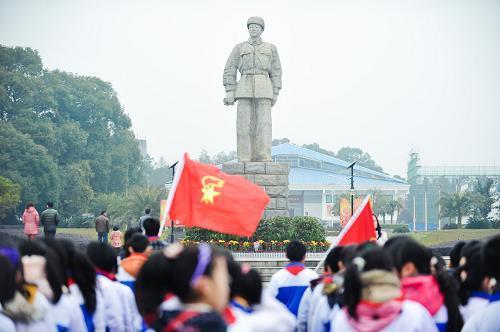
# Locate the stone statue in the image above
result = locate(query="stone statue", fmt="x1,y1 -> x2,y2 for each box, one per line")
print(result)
223,16 -> 282,162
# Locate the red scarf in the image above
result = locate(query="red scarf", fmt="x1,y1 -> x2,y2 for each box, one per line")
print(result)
346,299 -> 403,332
402,275 -> 443,315
95,268 -> 116,281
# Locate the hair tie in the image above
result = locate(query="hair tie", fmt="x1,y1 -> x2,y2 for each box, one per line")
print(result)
353,257 -> 366,272
190,243 -> 212,286
0,246 -> 20,267
241,263 -> 251,274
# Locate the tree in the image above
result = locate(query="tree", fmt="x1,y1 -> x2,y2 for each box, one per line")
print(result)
439,191 -> 473,228
197,150 -> 236,165
0,176 -> 21,220
302,143 -> 336,158
272,137 -> 290,146
336,147 -> 384,173
467,178 -> 496,228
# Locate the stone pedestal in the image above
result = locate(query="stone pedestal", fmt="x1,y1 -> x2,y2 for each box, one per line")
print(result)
222,162 -> 290,218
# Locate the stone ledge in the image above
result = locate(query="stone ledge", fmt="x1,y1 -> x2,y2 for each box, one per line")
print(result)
266,163 -> 290,175
255,174 -> 288,186
245,162 -> 266,174
264,186 -> 289,198
221,162 -> 244,174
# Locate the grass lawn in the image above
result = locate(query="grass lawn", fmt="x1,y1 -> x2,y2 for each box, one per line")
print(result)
57,228 -> 97,239
399,229 -> 500,246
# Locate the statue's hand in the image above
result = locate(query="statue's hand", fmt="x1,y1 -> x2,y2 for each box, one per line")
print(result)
271,94 -> 278,107
224,91 -> 235,106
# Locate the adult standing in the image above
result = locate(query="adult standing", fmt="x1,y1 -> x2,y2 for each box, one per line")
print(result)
95,211 -> 110,243
138,208 -> 151,231
22,202 -> 40,240
40,201 -> 59,239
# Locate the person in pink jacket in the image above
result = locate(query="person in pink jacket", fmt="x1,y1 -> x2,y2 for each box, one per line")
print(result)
22,202 -> 40,240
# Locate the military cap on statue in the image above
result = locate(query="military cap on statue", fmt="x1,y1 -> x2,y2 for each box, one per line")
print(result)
247,16 -> 265,30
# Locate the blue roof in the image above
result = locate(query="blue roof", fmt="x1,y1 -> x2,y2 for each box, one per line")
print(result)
272,143 -> 407,185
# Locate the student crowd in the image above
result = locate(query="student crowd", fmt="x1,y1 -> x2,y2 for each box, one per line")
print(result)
0,215 -> 499,331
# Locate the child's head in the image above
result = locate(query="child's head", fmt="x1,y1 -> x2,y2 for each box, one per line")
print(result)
456,241 -> 488,305
343,246 -> 398,319
113,225 -> 119,231
167,243 -> 229,311
143,217 -> 161,237
86,242 -> 118,273
127,234 -> 151,255
286,240 -> 306,262
385,236 -> 431,277
483,234 -> 500,280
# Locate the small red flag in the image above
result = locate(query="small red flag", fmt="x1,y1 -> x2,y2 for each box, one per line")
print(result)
164,153 -> 270,237
335,196 -> 376,246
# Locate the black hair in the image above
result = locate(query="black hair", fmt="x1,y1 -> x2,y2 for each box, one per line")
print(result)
286,241 -> 306,262
224,252 -> 240,299
143,217 -> 160,237
339,245 -> 357,267
47,201 -> 54,208
167,245 -> 225,303
42,239 -> 69,286
122,226 -> 143,258
128,234 -> 150,253
449,241 -> 466,268
86,242 -> 118,273
483,234 -> 500,279
113,225 -> 119,231
145,208 -> 151,215
25,202 -> 34,209
235,268 -> 262,306
373,214 -> 382,239
324,246 -> 344,273
455,242 -> 487,305
0,255 -> 16,305
59,239 -> 97,313
386,237 -> 463,332
100,210 -> 106,215
18,240 -> 63,303
343,246 -> 394,319
135,252 -> 172,316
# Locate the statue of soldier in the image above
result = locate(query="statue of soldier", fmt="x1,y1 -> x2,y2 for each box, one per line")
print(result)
223,17 -> 282,162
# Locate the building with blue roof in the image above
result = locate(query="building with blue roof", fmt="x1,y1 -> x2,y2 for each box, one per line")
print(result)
271,143 -> 409,222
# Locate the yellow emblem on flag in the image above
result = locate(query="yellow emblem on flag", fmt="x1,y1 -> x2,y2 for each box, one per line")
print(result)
201,176 -> 225,204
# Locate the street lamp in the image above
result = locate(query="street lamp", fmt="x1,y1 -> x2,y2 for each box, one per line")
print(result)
168,161 -> 179,244
347,161 -> 357,215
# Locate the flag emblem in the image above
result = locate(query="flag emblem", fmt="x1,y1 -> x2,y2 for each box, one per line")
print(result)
201,175 -> 225,204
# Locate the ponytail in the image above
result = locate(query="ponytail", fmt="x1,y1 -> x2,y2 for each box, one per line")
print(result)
135,252 -> 173,316
430,255 -> 463,332
70,252 -> 97,313
343,259 -> 362,319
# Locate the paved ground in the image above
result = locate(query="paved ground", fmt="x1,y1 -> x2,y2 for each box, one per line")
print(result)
0,228 -> 91,251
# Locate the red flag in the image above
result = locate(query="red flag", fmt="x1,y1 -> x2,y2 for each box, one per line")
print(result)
335,196 -> 376,246
164,153 -> 270,237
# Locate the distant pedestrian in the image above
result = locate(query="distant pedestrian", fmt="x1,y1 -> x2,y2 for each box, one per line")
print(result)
40,201 -> 60,239
22,202 -> 40,240
138,208 -> 151,231
95,211 -> 110,243
109,225 -> 123,254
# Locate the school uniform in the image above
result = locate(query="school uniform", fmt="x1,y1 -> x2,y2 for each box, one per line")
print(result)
462,292 -> 500,332
67,283 -> 106,332
51,292 -> 87,332
459,291 -> 490,322
96,274 -> 126,332
267,262 -> 318,316
228,294 -> 296,332
332,300 -> 438,332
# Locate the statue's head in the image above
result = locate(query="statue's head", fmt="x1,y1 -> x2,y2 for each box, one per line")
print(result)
247,16 -> 264,38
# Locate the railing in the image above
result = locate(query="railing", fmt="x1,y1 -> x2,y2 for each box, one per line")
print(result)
231,252 -> 324,260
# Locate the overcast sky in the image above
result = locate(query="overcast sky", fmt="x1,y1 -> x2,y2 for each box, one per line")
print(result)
1,0 -> 499,177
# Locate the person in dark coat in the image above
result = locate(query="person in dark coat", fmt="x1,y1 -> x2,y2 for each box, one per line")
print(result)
40,202 -> 60,239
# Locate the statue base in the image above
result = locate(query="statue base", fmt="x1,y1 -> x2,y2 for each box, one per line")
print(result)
222,161 -> 290,218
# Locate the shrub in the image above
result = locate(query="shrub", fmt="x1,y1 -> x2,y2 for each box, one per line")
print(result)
443,223 -> 458,230
393,225 -> 410,233
465,218 -> 492,229
185,216 -> 326,243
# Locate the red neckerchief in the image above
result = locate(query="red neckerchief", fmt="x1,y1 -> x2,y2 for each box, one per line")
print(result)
95,268 -> 116,281
222,307 -> 237,325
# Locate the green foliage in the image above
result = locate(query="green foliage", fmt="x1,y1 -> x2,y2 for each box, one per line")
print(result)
0,176 -> 21,219
439,191 -> 473,228
197,150 -> 237,165
185,216 -> 326,242
393,225 -> 410,233
442,223 -> 458,230
0,45 -> 144,220
465,218 -> 491,229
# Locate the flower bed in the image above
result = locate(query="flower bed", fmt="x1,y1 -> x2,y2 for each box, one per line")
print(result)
180,239 -> 331,252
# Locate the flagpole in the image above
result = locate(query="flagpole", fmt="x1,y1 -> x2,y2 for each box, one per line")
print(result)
168,161 -> 179,243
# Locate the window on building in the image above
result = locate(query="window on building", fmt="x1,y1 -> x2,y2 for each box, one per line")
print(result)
326,194 -> 333,203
